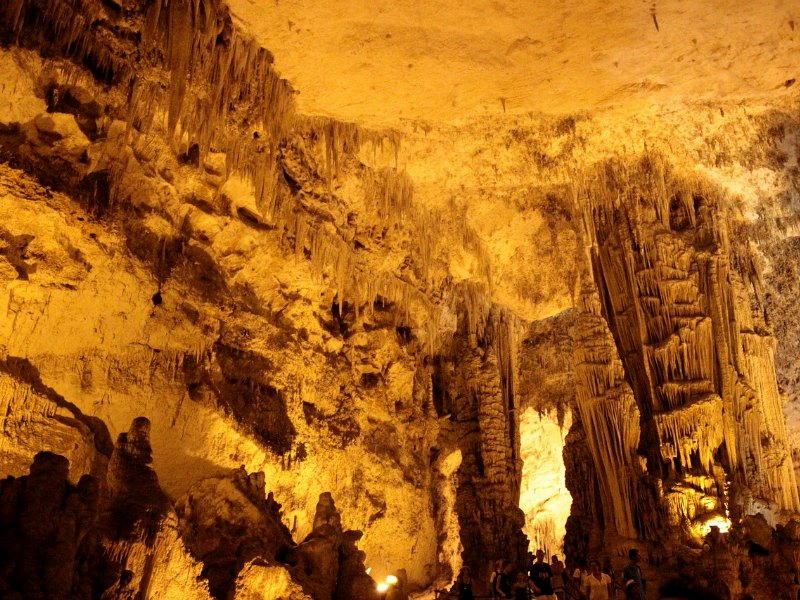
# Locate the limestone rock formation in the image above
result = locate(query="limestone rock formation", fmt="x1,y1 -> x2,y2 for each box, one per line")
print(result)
0,417 -> 377,599
335,530 -> 380,600
0,451 -> 99,599
232,559 -> 312,600
1,0 -> 800,598
0,419 -> 211,600
0,355 -> 112,482
175,467 -> 295,599
286,492 -> 381,600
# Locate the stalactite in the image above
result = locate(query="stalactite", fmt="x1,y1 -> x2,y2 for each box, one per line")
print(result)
0,0 -> 503,362
573,283 -> 645,540
574,153 -> 800,552
133,0 -> 297,219
295,117 -> 373,185
1,0 -> 130,83
654,394 -> 724,474
363,168 -> 414,222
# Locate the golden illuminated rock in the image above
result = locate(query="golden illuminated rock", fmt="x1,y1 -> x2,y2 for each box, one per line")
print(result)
0,0 -> 799,598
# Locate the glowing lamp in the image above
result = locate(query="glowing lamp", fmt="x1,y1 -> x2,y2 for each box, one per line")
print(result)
385,575 -> 398,585
377,583 -> 389,593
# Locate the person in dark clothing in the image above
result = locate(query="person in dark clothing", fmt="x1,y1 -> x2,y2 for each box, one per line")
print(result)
490,560 -> 503,598
621,548 -> 646,600
456,566 -> 474,600
495,561 -> 513,598
529,550 -> 554,599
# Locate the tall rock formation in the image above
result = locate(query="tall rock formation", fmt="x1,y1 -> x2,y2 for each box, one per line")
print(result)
1,0 -> 800,598
565,155 -> 800,597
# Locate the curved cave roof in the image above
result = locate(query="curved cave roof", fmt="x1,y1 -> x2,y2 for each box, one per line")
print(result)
227,0 -> 800,126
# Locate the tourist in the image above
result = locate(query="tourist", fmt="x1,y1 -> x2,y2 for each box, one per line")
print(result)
621,549 -> 646,600
456,566 -> 474,600
551,555 -> 566,600
583,560 -> 612,600
511,571 -> 532,600
572,559 -> 589,600
529,550 -> 554,599
494,560 -> 512,598
500,561 -> 514,598
490,560 -> 503,598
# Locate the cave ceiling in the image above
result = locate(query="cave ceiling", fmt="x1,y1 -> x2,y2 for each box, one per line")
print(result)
227,0 -> 799,126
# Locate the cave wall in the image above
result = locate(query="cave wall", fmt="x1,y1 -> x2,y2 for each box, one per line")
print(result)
0,0 -> 450,588
0,0 -> 554,590
1,0 -> 800,597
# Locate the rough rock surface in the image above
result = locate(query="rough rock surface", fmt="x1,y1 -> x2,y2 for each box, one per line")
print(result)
1,0 -> 800,598
0,451 -> 99,599
0,417 -> 376,599
175,466 -> 295,599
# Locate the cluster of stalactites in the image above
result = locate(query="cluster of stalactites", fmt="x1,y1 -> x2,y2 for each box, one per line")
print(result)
575,154 -> 800,525
2,0 -> 129,82
664,478 -> 724,530
135,0 -> 297,214
576,154 -> 727,253
296,116 -> 402,184
572,283 -> 645,540
0,0 -> 501,363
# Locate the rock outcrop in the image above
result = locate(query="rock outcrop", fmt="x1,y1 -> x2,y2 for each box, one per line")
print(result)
0,451 -> 99,599
0,418 -> 211,600
175,467 -> 295,599
0,417 -> 377,599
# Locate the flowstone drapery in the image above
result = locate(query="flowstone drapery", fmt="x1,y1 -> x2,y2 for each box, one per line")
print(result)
573,156 -> 800,551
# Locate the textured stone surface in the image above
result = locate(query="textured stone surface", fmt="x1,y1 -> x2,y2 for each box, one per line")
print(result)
0,0 -> 800,598
227,0 -> 800,126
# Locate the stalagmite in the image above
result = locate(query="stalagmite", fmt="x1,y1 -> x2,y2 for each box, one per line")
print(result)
575,155 -> 800,562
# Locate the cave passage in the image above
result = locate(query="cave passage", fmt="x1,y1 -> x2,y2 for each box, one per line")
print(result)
518,407 -> 573,559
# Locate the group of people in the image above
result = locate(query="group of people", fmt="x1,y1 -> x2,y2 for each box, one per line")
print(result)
455,548 -> 647,600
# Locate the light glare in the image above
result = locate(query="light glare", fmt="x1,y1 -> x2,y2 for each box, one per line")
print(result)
703,515 -> 731,535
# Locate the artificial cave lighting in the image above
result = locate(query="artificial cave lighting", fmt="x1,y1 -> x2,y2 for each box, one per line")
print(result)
701,515 -> 732,536
1,1 -> 800,599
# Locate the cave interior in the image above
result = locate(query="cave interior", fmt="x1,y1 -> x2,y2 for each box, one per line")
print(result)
1,1 -> 800,599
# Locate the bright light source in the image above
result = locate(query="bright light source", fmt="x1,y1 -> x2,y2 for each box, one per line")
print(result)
366,568 -> 371,575
377,583 -> 389,593
702,515 -> 731,535
691,511 -> 732,539
385,575 -> 398,585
